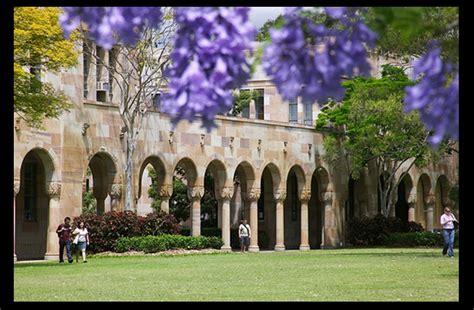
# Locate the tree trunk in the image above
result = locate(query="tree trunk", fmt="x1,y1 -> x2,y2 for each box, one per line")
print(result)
125,134 -> 135,211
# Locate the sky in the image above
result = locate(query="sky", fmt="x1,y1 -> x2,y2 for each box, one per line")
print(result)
249,7 -> 284,29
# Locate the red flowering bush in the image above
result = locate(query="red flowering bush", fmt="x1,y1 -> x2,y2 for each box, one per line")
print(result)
73,211 -> 182,253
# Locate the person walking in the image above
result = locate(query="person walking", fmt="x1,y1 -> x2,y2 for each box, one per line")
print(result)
72,221 -> 90,263
56,217 -> 73,263
238,219 -> 251,253
440,207 -> 458,258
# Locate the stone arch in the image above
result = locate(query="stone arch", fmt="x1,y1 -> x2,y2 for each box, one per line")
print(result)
204,159 -> 228,191
85,151 -> 118,215
15,148 -> 57,260
308,166 -> 331,249
313,166 -> 331,196
434,175 -> 450,229
258,162 -> 282,249
173,157 -> 199,188
346,170 -> 370,220
259,162 -> 282,193
16,147 -> 59,186
395,174 -> 413,223
415,173 -> 432,230
203,159 -> 228,228
136,155 -> 168,215
231,160 -> 256,194
286,164 -> 306,194
231,161 -> 256,231
284,164 -> 306,249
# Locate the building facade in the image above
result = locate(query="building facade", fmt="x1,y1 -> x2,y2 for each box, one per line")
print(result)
13,42 -> 458,260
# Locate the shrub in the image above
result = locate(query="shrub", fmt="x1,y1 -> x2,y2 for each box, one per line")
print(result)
72,212 -> 106,253
347,214 -> 425,246
142,211 -> 182,236
73,210 -> 182,253
114,234 -> 224,253
383,232 -> 441,247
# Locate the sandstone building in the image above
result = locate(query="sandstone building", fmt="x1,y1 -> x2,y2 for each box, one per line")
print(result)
13,41 -> 458,260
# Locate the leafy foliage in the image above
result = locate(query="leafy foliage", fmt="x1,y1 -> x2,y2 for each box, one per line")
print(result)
14,7 -> 78,128
114,234 -> 223,253
146,166 -> 162,212
201,170 -> 218,227
383,231 -> 458,247
82,191 -> 97,214
72,211 -> 181,253
365,7 -> 459,64
316,65 -> 448,216
231,89 -> 260,116
170,178 -> 191,223
347,214 -> 424,246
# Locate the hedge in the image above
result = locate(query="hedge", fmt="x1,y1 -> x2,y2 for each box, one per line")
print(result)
347,214 -> 424,246
382,231 -> 459,247
114,234 -> 224,253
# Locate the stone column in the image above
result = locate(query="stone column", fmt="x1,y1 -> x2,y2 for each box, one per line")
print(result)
14,181 -> 20,262
407,194 -> 416,222
425,194 -> 435,232
188,186 -> 204,236
45,182 -> 61,260
274,189 -> 286,251
247,188 -> 261,252
217,199 -> 222,228
110,184 -> 122,211
299,190 -> 311,251
159,184 -> 173,214
321,191 -> 334,249
219,187 -> 234,252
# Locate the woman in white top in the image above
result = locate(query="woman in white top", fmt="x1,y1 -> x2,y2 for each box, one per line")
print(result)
72,221 -> 90,263
440,207 -> 458,258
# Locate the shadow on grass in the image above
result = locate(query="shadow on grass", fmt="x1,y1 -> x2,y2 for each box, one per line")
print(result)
324,247 -> 450,258
14,261 -> 77,268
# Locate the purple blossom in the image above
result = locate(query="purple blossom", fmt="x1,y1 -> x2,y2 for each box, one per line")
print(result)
262,7 -> 377,104
404,42 -> 459,145
59,7 -> 162,49
325,7 -> 347,19
161,7 -> 256,131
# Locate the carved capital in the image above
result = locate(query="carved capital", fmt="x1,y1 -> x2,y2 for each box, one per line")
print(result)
246,188 -> 261,202
188,186 -> 204,200
299,190 -> 311,203
14,181 -> 20,196
321,191 -> 334,204
219,187 -> 234,200
424,194 -> 435,205
274,189 -> 287,202
159,184 -> 173,199
110,184 -> 122,199
407,194 -> 417,205
47,182 -> 62,198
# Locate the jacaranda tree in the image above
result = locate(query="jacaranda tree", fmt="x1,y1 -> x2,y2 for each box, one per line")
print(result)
59,6 -> 458,146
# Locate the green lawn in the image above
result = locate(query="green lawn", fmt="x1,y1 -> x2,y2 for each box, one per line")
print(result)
14,248 -> 458,301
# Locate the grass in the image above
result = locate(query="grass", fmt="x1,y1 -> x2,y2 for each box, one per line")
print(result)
14,248 -> 458,301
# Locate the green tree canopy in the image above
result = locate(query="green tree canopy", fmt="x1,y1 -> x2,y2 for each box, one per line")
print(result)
316,65 -> 449,217
14,7 -> 78,128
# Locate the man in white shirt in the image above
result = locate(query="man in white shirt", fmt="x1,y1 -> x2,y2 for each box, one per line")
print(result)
238,219 -> 251,253
440,207 -> 458,258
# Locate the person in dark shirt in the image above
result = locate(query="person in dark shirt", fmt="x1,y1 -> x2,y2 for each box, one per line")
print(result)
56,217 -> 73,263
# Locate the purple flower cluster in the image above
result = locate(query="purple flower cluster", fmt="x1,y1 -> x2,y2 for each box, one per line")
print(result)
59,7 -> 162,49
404,42 -> 459,145
161,7 -> 256,131
262,7 -> 377,104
